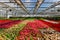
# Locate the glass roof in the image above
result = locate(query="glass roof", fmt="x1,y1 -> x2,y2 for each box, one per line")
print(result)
0,0 -> 60,15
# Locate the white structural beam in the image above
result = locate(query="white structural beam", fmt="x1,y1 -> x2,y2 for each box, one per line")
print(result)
33,0 -> 44,14
44,1 -> 60,12
15,0 -> 29,13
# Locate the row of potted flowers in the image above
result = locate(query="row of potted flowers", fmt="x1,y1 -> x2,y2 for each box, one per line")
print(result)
0,20 -> 22,28
16,20 -> 60,40
40,20 -> 60,32
16,20 -> 49,40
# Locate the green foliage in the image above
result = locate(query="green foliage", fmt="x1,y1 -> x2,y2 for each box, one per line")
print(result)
0,17 -> 45,20
0,17 -> 6,20
0,23 -> 26,40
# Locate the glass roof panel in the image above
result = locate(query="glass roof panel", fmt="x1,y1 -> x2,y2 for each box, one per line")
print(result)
4,3 -> 18,7
24,3 -> 36,7
27,8 -> 34,11
44,0 -> 60,2
40,3 -> 53,7
0,0 -> 9,2
22,0 -> 37,2
22,0 -> 37,11
38,8 -> 46,10
0,0 -> 60,15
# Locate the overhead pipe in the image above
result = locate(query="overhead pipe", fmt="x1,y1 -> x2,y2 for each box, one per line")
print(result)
33,0 -> 44,14
14,0 -> 29,13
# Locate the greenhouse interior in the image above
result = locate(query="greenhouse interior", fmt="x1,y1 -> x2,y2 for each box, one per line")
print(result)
0,0 -> 60,40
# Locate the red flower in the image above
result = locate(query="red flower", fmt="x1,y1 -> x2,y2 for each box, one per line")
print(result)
0,20 -> 22,28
